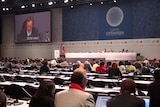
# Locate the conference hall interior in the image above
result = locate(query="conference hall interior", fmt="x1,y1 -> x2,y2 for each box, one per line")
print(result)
0,0 -> 160,107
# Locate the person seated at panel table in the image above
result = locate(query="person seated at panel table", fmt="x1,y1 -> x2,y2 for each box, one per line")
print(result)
29,79 -> 55,107
0,90 -> 6,107
107,78 -> 145,107
54,72 -> 95,107
125,61 -> 136,73
107,62 -> 122,78
147,69 -> 160,107
95,61 -> 107,74
39,61 -> 50,75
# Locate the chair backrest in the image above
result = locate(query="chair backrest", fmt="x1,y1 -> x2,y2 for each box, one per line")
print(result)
53,78 -> 64,85
4,84 -> 26,99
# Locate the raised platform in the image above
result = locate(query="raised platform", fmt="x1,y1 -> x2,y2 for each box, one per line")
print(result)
65,52 -> 137,61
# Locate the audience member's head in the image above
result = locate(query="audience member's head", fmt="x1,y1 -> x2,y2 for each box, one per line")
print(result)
112,62 -> 118,68
120,78 -> 136,94
0,90 -> 6,107
100,61 -> 105,66
127,61 -> 132,65
71,72 -> 87,89
119,61 -> 124,66
153,69 -> 160,80
33,79 -> 55,98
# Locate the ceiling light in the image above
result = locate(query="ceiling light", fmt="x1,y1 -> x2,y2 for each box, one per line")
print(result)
1,0 -> 5,2
114,0 -> 116,2
100,1 -> 104,4
70,5 -> 74,8
64,0 -> 69,3
54,1 -> 56,4
21,5 -> 25,9
2,8 -> 5,11
48,1 -> 53,5
32,4 -> 35,7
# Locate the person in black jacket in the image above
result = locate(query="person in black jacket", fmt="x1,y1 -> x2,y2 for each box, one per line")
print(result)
29,79 -> 55,107
107,62 -> 122,78
39,61 -> 49,75
148,69 -> 160,107
107,78 -> 145,107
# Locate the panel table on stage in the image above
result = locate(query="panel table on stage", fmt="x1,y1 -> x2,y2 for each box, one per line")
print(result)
65,52 -> 137,61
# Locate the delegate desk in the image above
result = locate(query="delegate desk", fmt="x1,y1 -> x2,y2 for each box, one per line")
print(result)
65,52 -> 137,60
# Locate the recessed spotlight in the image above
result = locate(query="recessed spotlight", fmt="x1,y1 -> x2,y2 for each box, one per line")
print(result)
1,0 -> 5,2
100,1 -> 104,4
114,0 -> 116,3
89,2 -> 92,6
64,0 -> 69,3
48,1 -> 53,5
70,5 -> 74,8
21,5 -> 25,9
2,8 -> 5,11
32,4 -> 35,7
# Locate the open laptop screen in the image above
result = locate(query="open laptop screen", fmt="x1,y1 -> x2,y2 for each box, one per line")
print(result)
95,95 -> 111,107
96,95 -> 150,107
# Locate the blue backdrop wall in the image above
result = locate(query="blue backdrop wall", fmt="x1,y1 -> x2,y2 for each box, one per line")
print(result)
63,0 -> 160,41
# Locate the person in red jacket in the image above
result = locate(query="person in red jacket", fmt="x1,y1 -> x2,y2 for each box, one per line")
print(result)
96,61 -> 107,74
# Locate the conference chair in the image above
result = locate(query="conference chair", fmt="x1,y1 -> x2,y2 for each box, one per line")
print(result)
88,80 -> 106,88
23,85 -> 37,97
53,77 -> 64,86
14,76 -> 36,83
4,84 -> 29,100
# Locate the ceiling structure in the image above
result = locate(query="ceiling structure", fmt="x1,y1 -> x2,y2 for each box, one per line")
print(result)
0,0 -> 117,14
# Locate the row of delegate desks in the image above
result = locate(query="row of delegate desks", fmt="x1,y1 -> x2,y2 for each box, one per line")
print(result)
0,72 -> 153,90
0,72 -> 150,107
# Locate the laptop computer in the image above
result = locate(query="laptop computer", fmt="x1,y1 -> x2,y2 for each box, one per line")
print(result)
96,95 -> 150,107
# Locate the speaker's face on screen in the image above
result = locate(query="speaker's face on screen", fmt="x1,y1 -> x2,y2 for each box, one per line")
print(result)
26,20 -> 33,32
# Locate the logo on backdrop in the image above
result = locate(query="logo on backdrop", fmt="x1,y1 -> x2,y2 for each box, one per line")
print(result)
105,7 -> 124,36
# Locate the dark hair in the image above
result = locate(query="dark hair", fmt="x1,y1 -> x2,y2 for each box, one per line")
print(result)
26,16 -> 34,24
119,61 -> 124,66
0,90 -> 6,107
120,78 -> 136,94
100,61 -> 105,66
71,72 -> 85,87
153,69 -> 160,80
33,79 -> 55,98
112,62 -> 118,68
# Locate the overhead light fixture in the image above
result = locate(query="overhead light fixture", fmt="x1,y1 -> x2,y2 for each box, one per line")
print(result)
114,0 -> 116,2
2,8 -> 5,11
48,1 -> 53,5
100,1 -> 104,4
70,5 -> 74,8
89,2 -> 92,6
21,5 -> 25,9
32,4 -> 35,7
64,0 -> 69,3
1,0 -> 5,2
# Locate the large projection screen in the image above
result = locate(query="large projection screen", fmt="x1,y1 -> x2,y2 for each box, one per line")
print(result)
15,11 -> 51,43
